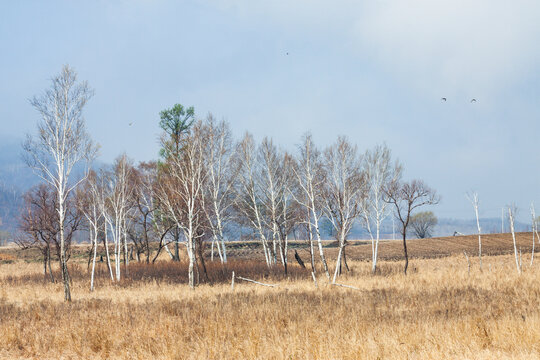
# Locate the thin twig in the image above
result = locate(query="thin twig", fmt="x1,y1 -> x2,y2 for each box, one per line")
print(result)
236,276 -> 278,287
332,282 -> 361,291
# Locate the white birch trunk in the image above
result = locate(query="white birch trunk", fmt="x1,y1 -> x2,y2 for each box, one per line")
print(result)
509,207 -> 521,274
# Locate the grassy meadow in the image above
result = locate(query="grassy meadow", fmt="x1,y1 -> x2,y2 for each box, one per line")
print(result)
0,234 -> 539,359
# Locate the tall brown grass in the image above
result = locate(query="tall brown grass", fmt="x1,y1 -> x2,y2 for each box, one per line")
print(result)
1,251 -> 540,359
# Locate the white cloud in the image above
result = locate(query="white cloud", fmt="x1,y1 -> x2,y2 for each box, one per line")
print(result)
206,0 -> 540,97
353,1 -> 540,96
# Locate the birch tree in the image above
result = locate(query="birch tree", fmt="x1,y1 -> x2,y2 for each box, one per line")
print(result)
159,103 -> 194,261
102,155 -> 135,281
201,115 -> 237,263
293,133 -> 330,278
158,120 -> 208,288
256,138 -> 298,274
79,171 -> 104,291
466,191 -> 483,270
234,133 -> 273,266
360,144 -> 402,274
320,137 -> 365,283
23,65 -> 98,301
508,205 -> 521,274
129,162 -> 161,263
384,179 -> 440,274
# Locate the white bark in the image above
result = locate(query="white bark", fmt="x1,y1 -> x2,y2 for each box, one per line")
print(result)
101,155 -> 134,282
235,133 -> 273,267
292,133 -> 330,278
158,121 -> 207,289
508,206 -> 521,274
23,65 -> 97,301
201,116 -> 236,264
321,137 -> 365,283
466,192 -> 482,270
360,144 -> 400,274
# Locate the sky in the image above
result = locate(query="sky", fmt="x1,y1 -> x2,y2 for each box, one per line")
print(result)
1,0 -> 540,221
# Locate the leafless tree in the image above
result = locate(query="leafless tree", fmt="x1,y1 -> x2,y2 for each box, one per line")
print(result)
23,65 -> 98,301
508,205 -> 521,274
101,155 -> 135,281
360,144 -> 402,274
410,211 -> 438,239
158,120 -> 208,288
292,133 -> 330,278
466,191 -> 483,270
128,162 -> 161,263
234,133 -> 273,266
201,115 -> 237,263
79,171 -> 104,290
384,179 -> 440,274
256,138 -> 298,274
320,137 -> 365,283
18,184 -> 59,282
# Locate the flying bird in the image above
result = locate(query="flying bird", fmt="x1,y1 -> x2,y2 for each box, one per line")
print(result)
129,122 -> 133,126
441,97 -> 447,102
470,99 -> 477,103
286,52 -> 289,55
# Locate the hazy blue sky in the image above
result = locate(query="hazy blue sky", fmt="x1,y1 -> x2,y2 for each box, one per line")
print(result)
1,0 -> 540,221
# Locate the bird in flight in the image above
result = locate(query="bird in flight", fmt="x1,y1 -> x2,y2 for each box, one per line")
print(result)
441,97 -> 447,102
470,99 -> 477,103
129,122 -> 133,126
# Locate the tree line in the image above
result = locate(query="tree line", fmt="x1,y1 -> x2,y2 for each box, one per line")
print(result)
18,65 -> 439,301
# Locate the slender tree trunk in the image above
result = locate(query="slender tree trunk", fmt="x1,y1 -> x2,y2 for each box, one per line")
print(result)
90,228 -> 98,292
58,198 -> 71,302
47,245 -> 54,283
402,232 -> 409,275
174,228 -> 180,262
43,248 -> 48,278
343,246 -> 350,272
312,211 -> 330,279
307,224 -> 316,273
187,230 -> 196,289
332,244 -> 343,284
372,222 -> 381,275
509,208 -> 521,274
104,226 -> 114,281
474,205 -> 482,271
123,217 -> 129,268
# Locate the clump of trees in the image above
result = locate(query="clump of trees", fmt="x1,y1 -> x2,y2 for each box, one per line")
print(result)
20,66 -> 441,300
410,211 -> 438,239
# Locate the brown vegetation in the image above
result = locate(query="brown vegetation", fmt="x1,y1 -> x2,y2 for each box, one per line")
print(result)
1,233 -> 540,359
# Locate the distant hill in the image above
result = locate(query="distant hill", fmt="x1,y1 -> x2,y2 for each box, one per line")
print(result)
0,136 -> 39,191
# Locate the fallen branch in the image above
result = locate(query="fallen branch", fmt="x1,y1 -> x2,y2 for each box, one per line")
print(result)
236,276 -> 278,287
332,282 -> 361,291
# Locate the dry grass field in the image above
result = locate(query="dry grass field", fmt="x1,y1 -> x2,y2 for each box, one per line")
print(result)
1,233 -> 540,359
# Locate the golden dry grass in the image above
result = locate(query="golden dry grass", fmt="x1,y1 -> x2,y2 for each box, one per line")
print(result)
1,236 -> 540,359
